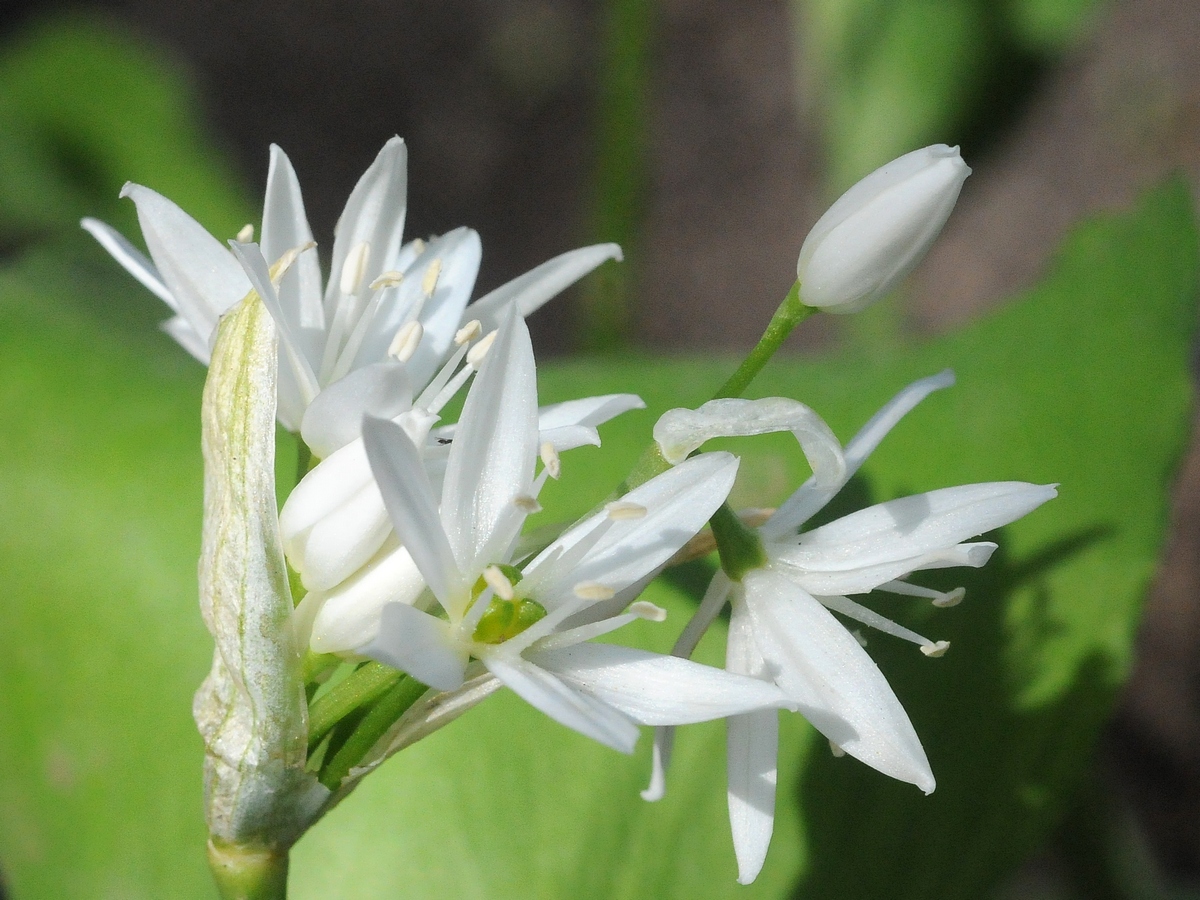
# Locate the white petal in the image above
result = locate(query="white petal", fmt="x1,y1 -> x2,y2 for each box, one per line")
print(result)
531,643 -> 788,725
765,370 -> 955,537
161,315 -> 211,363
120,183 -> 249,340
81,217 -> 176,306
537,393 -> 646,451
742,569 -> 934,793
288,481 -> 391,592
324,137 -> 409,317
363,416 -> 461,606
527,453 -> 738,612
484,653 -> 640,753
363,602 -> 466,691
468,243 -> 623,330
261,144 -> 324,333
773,482 -> 1057,594
300,362 -> 412,458
727,708 -> 778,885
307,538 -> 428,654
641,726 -> 675,802
440,310 -> 538,575
654,398 -> 845,492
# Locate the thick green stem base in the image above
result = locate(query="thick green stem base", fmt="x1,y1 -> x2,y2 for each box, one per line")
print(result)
208,838 -> 289,900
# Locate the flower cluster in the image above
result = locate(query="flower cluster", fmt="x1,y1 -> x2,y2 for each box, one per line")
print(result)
91,137 -> 1052,888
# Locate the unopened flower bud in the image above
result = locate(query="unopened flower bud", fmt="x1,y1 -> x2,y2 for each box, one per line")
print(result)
796,144 -> 970,313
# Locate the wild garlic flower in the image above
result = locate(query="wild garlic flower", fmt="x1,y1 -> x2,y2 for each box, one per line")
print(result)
796,145 -> 970,313
647,371 -> 1056,883
355,310 -> 790,752
82,137 -> 621,433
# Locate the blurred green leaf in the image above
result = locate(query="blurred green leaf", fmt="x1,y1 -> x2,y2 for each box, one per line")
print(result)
1003,0 -> 1105,54
2,177 -> 1191,899
0,13 -> 250,244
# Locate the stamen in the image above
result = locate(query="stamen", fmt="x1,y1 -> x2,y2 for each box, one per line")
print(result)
829,741 -> 846,758
539,442 -> 561,480
340,241 -> 371,296
411,238 -> 427,256
455,319 -> 482,345
513,494 -> 542,514
416,343 -> 470,410
878,579 -> 965,608
920,640 -> 950,658
270,241 -> 317,285
933,588 -> 965,608
388,321 -> 423,363
482,565 -> 515,601
574,582 -> 615,602
422,259 -> 443,297
369,270 -> 404,290
605,501 -> 646,521
629,601 -> 667,622
852,630 -> 868,647
235,224 -> 254,243
426,362 -> 474,414
466,330 -> 498,367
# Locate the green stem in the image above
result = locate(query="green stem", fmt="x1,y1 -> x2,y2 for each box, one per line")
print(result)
207,838 -> 288,900
318,676 -> 428,790
713,281 -> 812,400
307,662 -> 403,750
709,502 -> 767,581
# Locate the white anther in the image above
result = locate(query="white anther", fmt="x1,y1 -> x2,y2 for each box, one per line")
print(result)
629,601 -> 667,622
235,224 -> 254,243
920,640 -> 950,658
422,259 -> 443,296
388,321 -> 423,362
482,565 -> 515,601
829,741 -> 846,758
271,241 -> 317,284
852,630 -> 868,648
932,588 -> 965,608
454,319 -> 483,346
605,501 -> 647,521
573,582 -> 615,602
466,330 -> 498,367
514,494 -> 542,514
411,238 -> 427,256
369,270 -> 404,290
340,241 -> 371,295
539,442 -> 561,480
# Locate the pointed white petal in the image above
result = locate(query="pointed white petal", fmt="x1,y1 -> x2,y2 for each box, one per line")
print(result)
468,243 -> 623,330
531,643 -> 788,725
528,453 -> 738,611
440,311 -> 538,575
81,217 -> 176,307
362,415 -> 461,605
742,569 -> 934,793
363,602 -> 466,691
307,538 -> 428,654
537,393 -> 646,451
300,362 -> 412,458
484,653 -> 640,753
653,398 -> 846,493
261,144 -> 324,333
641,726 -> 675,801
727,708 -> 778,885
161,315 -> 212,363
772,482 -> 1057,594
324,137 -> 408,316
120,183 -> 249,340
765,370 -> 955,537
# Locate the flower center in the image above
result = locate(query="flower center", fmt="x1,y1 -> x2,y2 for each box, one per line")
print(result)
466,564 -> 549,644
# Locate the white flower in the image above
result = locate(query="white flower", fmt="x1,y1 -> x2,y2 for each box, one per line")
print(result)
357,310 -> 790,751
82,137 -> 621,432
648,371 -> 1056,883
796,144 -> 970,313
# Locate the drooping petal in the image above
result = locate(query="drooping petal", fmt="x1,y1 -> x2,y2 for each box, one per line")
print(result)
363,602 -> 466,691
531,643 -> 788,725
765,370 -> 956,537
726,597 -> 779,885
537,393 -> 646,451
654,398 -> 845,492
363,415 -> 461,607
468,243 -> 623,330
742,569 -> 934,793
440,310 -> 538,578
323,137 -> 409,318
81,216 -> 176,307
484,653 -> 641,753
261,144 -> 324,333
772,482 -> 1057,594
300,362 -> 412,459
306,538 -> 428,654
120,183 -> 250,341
